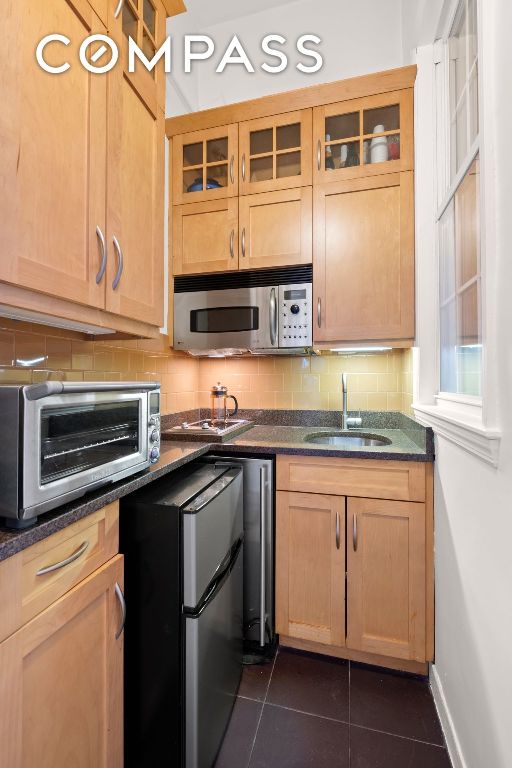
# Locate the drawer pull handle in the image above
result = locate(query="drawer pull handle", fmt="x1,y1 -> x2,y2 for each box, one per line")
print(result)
229,229 -> 234,259
335,511 -> 340,550
115,582 -> 126,639
352,513 -> 358,552
229,155 -> 235,184
317,297 -> 322,328
36,540 -> 89,576
241,227 -> 246,258
317,139 -> 321,171
241,153 -> 246,181
114,0 -> 124,19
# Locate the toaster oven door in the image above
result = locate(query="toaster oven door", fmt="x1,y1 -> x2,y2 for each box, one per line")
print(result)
173,286 -> 278,352
22,391 -> 149,514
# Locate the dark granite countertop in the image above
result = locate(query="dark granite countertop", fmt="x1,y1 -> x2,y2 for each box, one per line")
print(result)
222,424 -> 430,460
0,442 -> 210,563
0,410 -> 433,563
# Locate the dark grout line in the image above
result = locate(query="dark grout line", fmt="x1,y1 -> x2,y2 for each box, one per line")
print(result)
245,647 -> 279,767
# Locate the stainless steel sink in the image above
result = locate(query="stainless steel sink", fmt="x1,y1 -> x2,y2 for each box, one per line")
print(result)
304,432 -> 392,447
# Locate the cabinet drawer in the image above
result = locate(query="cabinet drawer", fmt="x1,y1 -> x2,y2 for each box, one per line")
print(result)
276,456 -> 425,502
0,502 -> 119,642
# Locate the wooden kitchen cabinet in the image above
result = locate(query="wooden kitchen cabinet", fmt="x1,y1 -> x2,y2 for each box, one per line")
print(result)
0,555 -> 124,768
276,491 -> 345,647
275,456 -> 433,671
313,89 -> 413,184
0,0 -> 172,335
171,125 -> 239,205
172,199 -> 239,275
239,110 -> 312,195
314,172 -> 414,344
347,497 -> 426,662
0,0 -> 107,310
239,188 -> 312,270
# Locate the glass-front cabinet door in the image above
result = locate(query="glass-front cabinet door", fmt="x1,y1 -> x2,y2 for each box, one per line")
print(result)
313,90 -> 413,183
171,125 -> 238,205
239,110 -> 312,195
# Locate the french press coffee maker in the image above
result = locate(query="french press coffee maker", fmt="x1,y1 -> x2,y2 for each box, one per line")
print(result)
211,382 -> 239,423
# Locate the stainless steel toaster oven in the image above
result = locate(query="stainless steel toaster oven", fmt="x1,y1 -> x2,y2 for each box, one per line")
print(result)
0,381 -> 161,526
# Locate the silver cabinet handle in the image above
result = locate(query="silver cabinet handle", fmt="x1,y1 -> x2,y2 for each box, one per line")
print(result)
269,287 -> 277,346
95,226 -> 107,284
114,0 -> 124,19
115,582 -> 126,639
241,227 -> 246,258
36,540 -> 89,576
112,235 -> 124,290
241,153 -> 246,181
259,465 -> 267,648
353,513 -> 358,552
229,155 -> 235,184
317,297 -> 322,328
229,229 -> 234,259
317,139 -> 321,171
336,511 -> 340,550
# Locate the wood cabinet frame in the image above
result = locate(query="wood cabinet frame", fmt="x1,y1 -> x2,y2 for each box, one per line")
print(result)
172,124 -> 239,205
172,198 -> 239,275
239,109 -> 312,195
313,89 -> 414,184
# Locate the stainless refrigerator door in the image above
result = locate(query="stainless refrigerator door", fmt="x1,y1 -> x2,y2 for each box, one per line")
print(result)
185,545 -> 243,768
204,457 -> 274,646
182,469 -> 243,608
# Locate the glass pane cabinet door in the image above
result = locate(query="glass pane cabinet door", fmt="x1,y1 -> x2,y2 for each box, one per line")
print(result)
111,0 -> 166,111
313,90 -> 413,182
239,109 -> 312,194
172,125 -> 238,205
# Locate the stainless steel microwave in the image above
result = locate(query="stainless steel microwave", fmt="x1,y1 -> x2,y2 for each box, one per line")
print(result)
173,266 -> 313,355
0,381 -> 161,526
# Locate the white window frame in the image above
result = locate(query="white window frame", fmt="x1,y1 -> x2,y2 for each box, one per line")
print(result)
412,0 -> 501,465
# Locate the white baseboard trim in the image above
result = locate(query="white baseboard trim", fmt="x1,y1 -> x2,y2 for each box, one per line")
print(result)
430,664 -> 467,768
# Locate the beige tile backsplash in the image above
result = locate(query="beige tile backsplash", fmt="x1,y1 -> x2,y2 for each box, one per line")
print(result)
0,320 -> 413,416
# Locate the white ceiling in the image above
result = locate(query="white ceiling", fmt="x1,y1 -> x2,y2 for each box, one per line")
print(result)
177,0 -> 300,29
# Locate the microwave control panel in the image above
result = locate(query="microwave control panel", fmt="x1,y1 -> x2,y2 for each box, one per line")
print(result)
279,283 -> 312,347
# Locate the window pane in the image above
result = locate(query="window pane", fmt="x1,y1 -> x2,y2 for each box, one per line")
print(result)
449,0 -> 478,180
439,155 -> 481,397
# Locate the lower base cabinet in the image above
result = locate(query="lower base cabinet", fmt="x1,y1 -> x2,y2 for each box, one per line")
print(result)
0,543 -> 124,767
275,458 -> 433,668
276,491 -> 345,647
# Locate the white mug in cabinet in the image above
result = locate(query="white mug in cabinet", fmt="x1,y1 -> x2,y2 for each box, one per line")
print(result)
370,123 -> 388,163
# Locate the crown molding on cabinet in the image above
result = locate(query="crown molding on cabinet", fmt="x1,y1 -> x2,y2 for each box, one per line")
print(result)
165,64 -> 417,137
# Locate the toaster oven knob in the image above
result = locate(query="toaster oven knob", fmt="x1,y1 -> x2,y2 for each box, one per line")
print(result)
150,446 -> 160,462
149,415 -> 160,427
150,429 -> 160,443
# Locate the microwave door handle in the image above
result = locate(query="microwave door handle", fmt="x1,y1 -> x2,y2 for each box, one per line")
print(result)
269,287 -> 278,346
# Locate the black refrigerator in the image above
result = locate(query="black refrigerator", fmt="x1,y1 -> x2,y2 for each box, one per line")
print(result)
120,462 -> 244,768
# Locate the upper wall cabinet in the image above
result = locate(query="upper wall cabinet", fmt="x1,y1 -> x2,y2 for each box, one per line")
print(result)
239,110 -> 312,195
111,0 -> 167,113
107,0 -> 166,326
314,172 -> 415,343
172,126 -> 238,205
313,90 -> 413,184
0,0 -> 107,310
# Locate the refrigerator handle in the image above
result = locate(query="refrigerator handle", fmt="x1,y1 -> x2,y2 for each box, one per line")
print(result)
259,465 -> 267,648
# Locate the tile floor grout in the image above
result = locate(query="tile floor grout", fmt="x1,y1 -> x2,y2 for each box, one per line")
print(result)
245,648 -> 279,768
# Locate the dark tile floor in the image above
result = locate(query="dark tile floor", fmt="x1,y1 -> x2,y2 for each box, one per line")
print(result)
215,647 -> 452,768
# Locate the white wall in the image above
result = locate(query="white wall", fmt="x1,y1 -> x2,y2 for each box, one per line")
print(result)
413,1 -> 512,766
167,0 -> 403,115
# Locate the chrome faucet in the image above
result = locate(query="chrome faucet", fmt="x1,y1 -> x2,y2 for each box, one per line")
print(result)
341,373 -> 362,430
